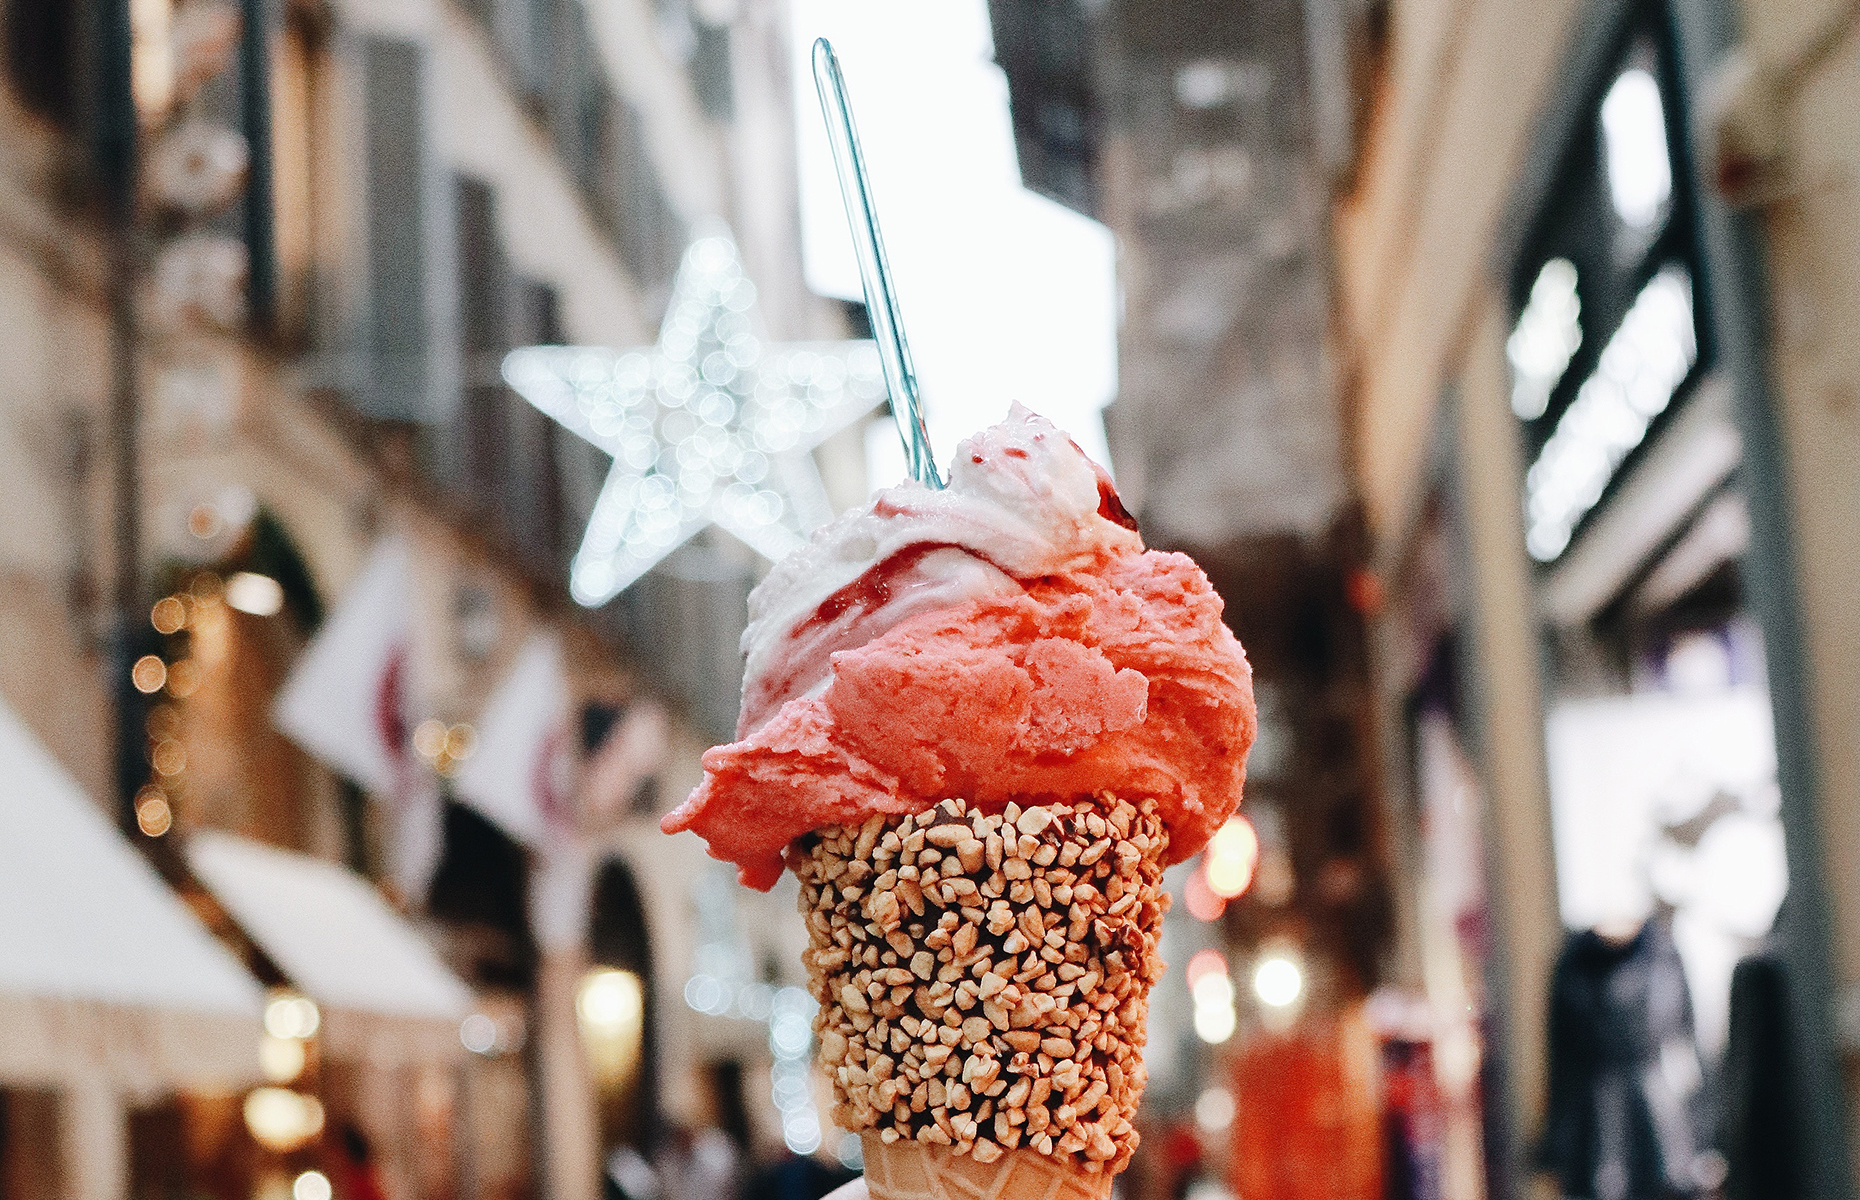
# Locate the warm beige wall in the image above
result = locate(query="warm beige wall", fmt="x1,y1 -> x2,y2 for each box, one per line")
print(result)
1335,0 -> 1587,540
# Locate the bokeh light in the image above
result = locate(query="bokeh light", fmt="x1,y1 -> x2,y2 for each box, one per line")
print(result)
1252,952 -> 1304,1010
134,789 -> 172,837
225,572 -> 285,616
292,1173 -> 332,1200
1189,950 -> 1237,1044
263,994 -> 320,1041
258,1034 -> 306,1083
243,1088 -> 324,1153
165,659 -> 202,697
576,968 -> 645,1085
151,595 -> 188,634
1195,1085 -> 1236,1133
1205,814 -> 1259,899
131,655 -> 167,694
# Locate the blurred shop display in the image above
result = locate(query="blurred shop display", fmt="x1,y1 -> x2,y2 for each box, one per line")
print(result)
1227,1007 -> 1382,1200
1509,20 -> 1799,1196
1545,671 -> 1786,1056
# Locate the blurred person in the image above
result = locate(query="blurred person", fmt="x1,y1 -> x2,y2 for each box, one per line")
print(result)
1718,950 -> 1800,1200
656,1125 -> 743,1200
334,1124 -> 389,1200
605,1144 -> 661,1200
742,1152 -> 856,1200
1537,918 -> 1713,1199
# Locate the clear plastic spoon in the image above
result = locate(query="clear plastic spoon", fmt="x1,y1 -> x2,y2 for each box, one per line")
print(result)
811,37 -> 943,489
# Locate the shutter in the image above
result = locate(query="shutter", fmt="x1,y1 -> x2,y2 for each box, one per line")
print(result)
450,174 -> 510,498
509,282 -> 567,570
241,0 -> 276,332
359,36 -> 456,422
689,19 -> 732,121
547,2 -> 592,184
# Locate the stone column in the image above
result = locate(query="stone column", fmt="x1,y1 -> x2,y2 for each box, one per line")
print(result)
60,1078 -> 126,1200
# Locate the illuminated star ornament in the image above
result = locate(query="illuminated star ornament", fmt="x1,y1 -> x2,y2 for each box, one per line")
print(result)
504,229 -> 886,605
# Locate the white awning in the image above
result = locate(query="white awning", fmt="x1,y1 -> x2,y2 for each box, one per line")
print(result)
187,832 -> 474,1065
0,703 -> 264,1096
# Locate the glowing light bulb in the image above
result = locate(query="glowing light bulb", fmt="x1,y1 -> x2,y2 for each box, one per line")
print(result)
1252,954 -> 1303,1009
225,572 -> 284,616
293,1171 -> 332,1200
1204,815 -> 1259,899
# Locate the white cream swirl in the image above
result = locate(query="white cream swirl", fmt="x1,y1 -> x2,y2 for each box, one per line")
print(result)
735,406 -> 1142,737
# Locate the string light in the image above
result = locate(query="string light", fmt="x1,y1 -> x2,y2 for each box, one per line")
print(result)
504,228 -> 886,606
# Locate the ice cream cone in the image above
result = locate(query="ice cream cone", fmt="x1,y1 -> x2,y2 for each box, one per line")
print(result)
859,1134 -> 1114,1200
667,410 -> 1254,1191
797,795 -> 1168,1178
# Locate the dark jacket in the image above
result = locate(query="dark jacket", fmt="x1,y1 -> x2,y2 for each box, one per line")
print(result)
1537,920 -> 1708,1200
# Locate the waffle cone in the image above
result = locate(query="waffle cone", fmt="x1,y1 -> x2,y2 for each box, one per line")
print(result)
860,1134 -> 1114,1200
796,796 -> 1169,1175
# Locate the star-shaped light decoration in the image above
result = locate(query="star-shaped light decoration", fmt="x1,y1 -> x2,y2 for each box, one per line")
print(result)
504,229 -> 886,605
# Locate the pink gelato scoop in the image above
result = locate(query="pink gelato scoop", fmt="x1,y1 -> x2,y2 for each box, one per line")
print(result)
664,408 -> 1257,890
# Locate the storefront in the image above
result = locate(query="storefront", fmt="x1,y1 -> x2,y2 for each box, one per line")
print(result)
0,700 -> 265,1200
1502,7 -> 1779,1190
184,830 -> 478,1200
1337,0 -> 1857,1192
1499,0 -> 1846,1186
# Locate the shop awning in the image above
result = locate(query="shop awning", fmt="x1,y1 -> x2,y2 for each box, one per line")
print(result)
187,832 -> 474,1065
0,704 -> 264,1096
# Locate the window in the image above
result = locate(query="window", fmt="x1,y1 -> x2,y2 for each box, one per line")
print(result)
5,0 -> 79,124
1508,16 -> 1699,566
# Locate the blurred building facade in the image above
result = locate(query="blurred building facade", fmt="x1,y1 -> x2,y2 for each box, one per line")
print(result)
987,3 -> 1399,1199
0,0 -> 861,1198
1335,0 -> 1860,1197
